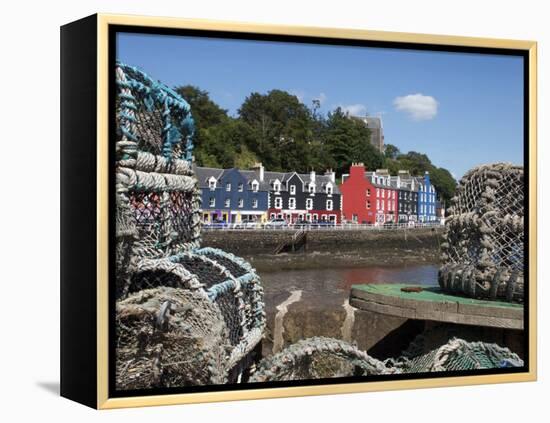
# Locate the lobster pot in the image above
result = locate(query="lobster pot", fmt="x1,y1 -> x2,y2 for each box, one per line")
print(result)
114,62 -> 265,386
439,164 -> 524,303
115,62 -> 202,298
125,247 -> 266,375
385,333 -> 524,373
115,287 -> 230,390
250,337 -> 394,382
250,336 -> 523,382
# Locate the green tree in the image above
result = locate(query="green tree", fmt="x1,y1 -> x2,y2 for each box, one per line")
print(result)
429,167 -> 457,204
239,90 -> 313,171
175,84 -> 457,202
174,85 -> 230,167
384,149 -> 457,204
174,85 -> 228,127
384,143 -> 400,160
323,108 -> 383,175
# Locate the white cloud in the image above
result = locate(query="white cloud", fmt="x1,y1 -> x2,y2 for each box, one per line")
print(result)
393,93 -> 438,121
290,90 -> 305,102
338,103 -> 367,116
316,92 -> 327,105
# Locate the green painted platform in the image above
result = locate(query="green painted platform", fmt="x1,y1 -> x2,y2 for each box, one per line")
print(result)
350,284 -> 524,330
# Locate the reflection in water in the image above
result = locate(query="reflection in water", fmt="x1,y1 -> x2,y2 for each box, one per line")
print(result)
261,264 -> 438,300
259,264 -> 439,353
336,265 -> 438,291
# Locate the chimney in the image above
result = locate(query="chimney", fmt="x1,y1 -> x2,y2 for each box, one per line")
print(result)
398,169 -> 411,178
349,162 -> 366,178
310,169 -> 316,183
325,168 -> 336,183
252,162 -> 264,182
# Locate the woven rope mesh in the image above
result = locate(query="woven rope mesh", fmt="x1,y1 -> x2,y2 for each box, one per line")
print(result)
114,63 -> 266,386
439,163 -> 524,302
115,287 -> 230,390
250,337 -> 396,382
250,336 -> 523,382
385,335 -> 523,373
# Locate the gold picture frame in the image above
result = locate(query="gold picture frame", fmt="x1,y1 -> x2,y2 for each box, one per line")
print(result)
61,13 -> 537,409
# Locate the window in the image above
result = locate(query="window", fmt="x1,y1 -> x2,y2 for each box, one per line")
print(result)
238,198 -> 244,208
381,189 -> 385,198
251,180 -> 259,192
313,213 -> 318,221
224,198 -> 230,208
393,191 -> 396,199
366,200 -> 371,209
273,181 -> 281,192
306,198 -> 313,210
275,197 -> 283,209
326,185 -> 333,195
209,197 -> 215,207
376,200 -> 380,210
208,178 -> 216,190
270,213 -> 276,219
309,184 -> 315,194
376,188 -> 380,198
238,183 -> 244,192
326,199 -> 333,211
289,198 -> 296,209
366,188 -> 371,196
225,183 -> 231,192
290,185 -> 296,195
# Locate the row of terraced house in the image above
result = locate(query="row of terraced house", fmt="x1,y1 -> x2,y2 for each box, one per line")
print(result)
194,162 -> 441,225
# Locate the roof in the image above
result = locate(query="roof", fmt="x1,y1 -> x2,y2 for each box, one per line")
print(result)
296,173 -> 341,194
193,166 -> 340,194
239,169 -> 272,191
193,166 -> 224,188
365,171 -> 393,189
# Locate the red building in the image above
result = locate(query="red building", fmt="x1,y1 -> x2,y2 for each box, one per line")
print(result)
340,163 -> 398,224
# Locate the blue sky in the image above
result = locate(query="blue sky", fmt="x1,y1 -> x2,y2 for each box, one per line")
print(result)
117,33 -> 524,179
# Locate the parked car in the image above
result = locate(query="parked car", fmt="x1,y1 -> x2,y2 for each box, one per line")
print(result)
238,219 -> 259,229
309,219 -> 334,228
203,218 -> 227,229
265,218 -> 288,229
292,219 -> 309,229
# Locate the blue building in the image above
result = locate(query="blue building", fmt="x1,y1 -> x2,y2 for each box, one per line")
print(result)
194,165 -> 270,223
416,171 -> 437,222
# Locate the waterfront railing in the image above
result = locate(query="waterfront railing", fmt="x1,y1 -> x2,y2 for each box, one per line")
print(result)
201,222 -> 444,231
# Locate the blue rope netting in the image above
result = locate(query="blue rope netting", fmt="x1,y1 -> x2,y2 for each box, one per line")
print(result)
116,61 -> 195,162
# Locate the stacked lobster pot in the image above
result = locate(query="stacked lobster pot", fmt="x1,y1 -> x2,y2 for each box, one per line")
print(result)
114,63 -> 265,390
439,163 -> 524,303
